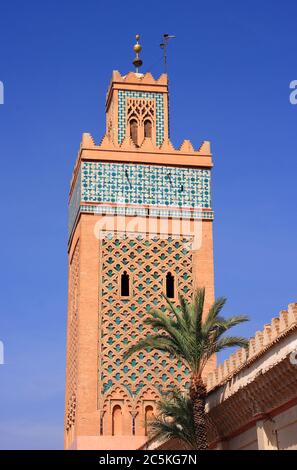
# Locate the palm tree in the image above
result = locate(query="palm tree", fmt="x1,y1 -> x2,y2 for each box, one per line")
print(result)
124,288 -> 249,450
148,389 -> 196,449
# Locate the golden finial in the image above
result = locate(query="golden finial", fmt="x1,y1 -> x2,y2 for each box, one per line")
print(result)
133,34 -> 143,73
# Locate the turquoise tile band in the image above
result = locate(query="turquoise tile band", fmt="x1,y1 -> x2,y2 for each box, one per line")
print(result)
68,162 -> 212,237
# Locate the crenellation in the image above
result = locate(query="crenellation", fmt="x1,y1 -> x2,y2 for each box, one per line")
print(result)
119,133 -> 137,150
98,134 -> 112,149
271,317 -> 280,339
77,132 -> 213,156
229,352 -> 237,373
110,70 -> 168,86
139,136 -> 156,151
81,132 -> 95,148
74,130 -> 212,158
197,140 -> 211,155
232,349 -> 240,369
240,347 -> 247,364
248,337 -> 256,358
254,331 -> 263,353
263,324 -> 272,346
279,309 -> 289,331
159,138 -> 176,152
288,302 -> 297,325
223,359 -> 230,377
179,139 -> 195,153
217,363 -> 225,383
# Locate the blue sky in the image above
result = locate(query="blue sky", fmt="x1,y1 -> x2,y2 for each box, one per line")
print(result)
0,0 -> 296,449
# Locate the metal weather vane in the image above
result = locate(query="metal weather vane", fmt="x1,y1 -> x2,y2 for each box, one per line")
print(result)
160,33 -> 176,73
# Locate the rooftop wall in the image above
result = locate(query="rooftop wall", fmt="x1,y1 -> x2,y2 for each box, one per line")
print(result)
207,302 -> 297,391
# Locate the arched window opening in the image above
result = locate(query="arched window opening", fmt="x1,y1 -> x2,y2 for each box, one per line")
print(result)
144,119 -> 152,139
145,405 -> 154,436
130,118 -> 138,146
166,272 -> 175,299
121,271 -> 130,297
112,405 -> 123,436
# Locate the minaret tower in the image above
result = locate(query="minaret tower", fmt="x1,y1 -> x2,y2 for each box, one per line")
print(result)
65,36 -> 215,450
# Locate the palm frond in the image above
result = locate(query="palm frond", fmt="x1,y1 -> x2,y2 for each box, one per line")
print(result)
123,335 -> 179,361
204,314 -> 249,340
148,390 -> 195,449
149,418 -> 194,449
203,296 -> 227,331
212,336 -> 249,354
178,294 -> 192,330
194,288 -> 205,343
144,308 -> 196,365
124,287 -> 250,380
162,294 -> 185,330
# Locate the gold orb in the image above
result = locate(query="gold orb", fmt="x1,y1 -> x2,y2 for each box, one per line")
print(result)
134,43 -> 142,53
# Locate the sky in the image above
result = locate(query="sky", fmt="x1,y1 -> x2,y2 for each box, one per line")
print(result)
0,0 -> 296,450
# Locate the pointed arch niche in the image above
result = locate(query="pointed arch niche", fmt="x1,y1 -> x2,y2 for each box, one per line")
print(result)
129,118 -> 138,146
144,405 -> 154,436
144,119 -> 152,138
112,404 -> 123,436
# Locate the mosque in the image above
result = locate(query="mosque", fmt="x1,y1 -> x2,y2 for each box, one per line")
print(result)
64,36 -> 297,450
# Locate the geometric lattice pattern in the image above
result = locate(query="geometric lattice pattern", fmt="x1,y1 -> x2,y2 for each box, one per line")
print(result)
65,240 -> 80,433
99,233 -> 193,404
118,90 -> 164,145
126,97 -> 155,124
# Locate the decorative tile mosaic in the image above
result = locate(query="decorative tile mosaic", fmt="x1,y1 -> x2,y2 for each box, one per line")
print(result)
81,162 -> 211,209
118,90 -> 164,145
68,162 -> 213,237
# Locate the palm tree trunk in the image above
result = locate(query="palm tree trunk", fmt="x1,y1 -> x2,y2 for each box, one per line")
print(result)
190,376 -> 208,450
